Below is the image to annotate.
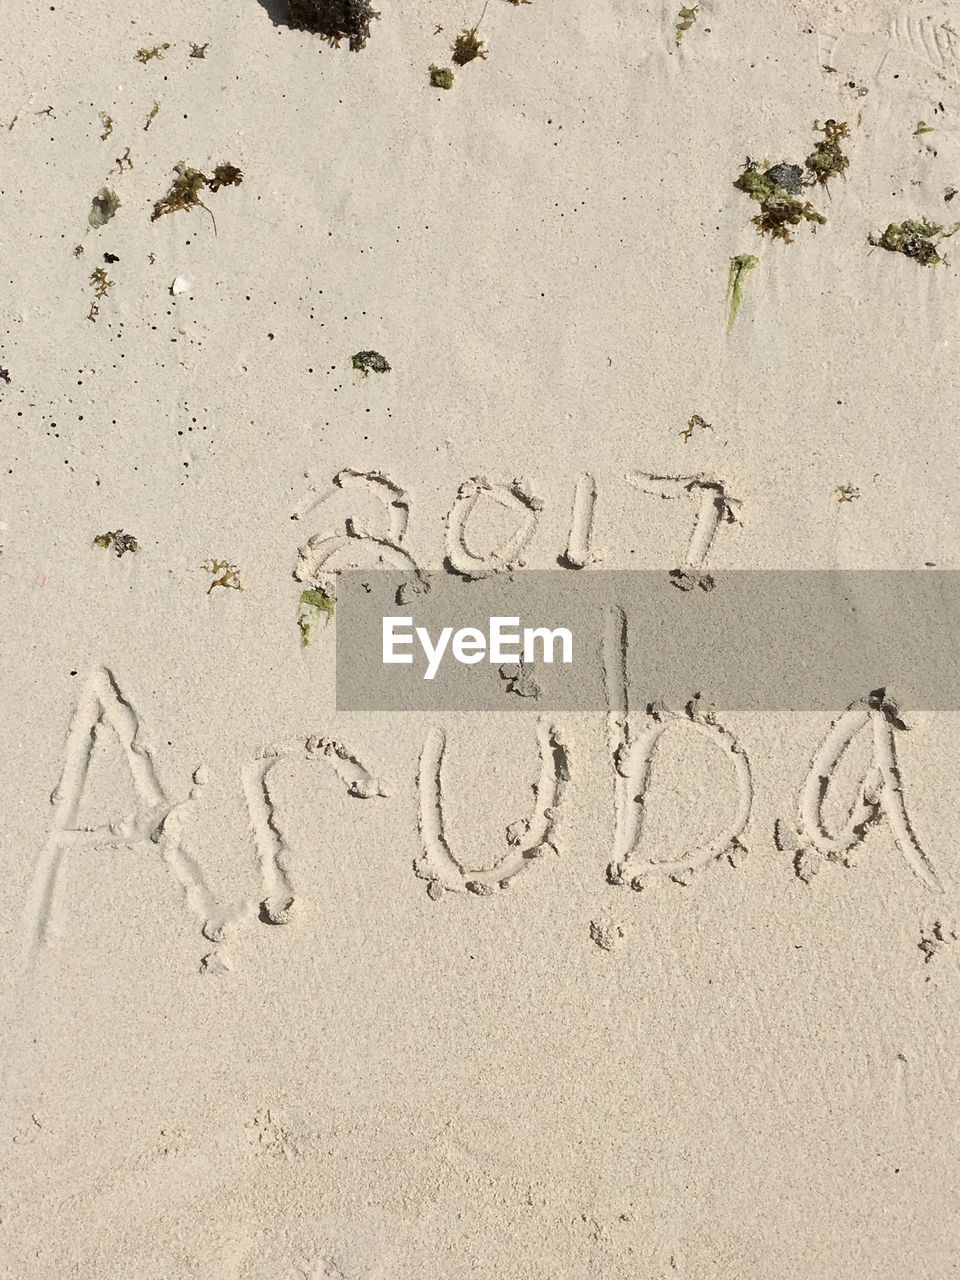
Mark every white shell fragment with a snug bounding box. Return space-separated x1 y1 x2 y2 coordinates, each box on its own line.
170 275 191 295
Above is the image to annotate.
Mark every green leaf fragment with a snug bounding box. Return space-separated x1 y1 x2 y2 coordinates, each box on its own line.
726 254 759 333
298 587 335 646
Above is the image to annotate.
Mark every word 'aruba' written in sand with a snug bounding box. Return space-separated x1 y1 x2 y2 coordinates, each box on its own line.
25 667 941 958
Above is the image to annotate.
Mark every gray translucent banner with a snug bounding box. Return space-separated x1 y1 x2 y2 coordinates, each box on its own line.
333 570 960 711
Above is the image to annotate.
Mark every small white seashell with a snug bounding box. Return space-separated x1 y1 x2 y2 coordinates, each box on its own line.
170 275 191 295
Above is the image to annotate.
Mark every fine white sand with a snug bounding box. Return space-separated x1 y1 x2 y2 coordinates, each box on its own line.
3 1 960 1275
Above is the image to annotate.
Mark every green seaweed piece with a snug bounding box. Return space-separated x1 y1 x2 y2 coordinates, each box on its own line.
675 4 699 45
151 162 243 231
726 254 759 333
151 165 210 221
94 529 139 557
298 587 335 646
89 267 113 299
805 119 850 187
869 218 960 266
202 559 243 592
429 64 455 89
136 44 171 63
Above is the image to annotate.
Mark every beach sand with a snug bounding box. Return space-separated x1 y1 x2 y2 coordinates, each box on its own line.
2 1 960 1275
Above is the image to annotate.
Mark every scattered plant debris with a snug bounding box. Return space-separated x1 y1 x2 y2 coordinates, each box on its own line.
202 559 243 593
507 0 531 5
136 44 171 63
104 252 119 263
144 101 160 131
452 4 488 65
190 43 209 58
726 254 759 332
734 160 826 241
73 244 84 257
836 483 860 502
805 119 850 187
114 147 133 174
88 187 121 229
0 368 10 385
735 120 849 240
99 111 113 140
680 413 713 442
151 163 242 231
152 165 208 221
94 529 139 557
868 218 960 266
429 64 455 89
283 0 380 50
946 187 958 202
915 120 935 135
35 106 55 119
351 349 391 375
86 266 113 322
297 586 335 646
675 4 699 45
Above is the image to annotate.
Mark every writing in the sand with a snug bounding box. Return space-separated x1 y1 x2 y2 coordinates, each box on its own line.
25 664 942 956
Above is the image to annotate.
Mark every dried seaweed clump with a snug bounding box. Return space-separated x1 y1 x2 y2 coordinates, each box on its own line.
94 529 139 557
726 254 759 333
351 349 391 374
136 44 170 63
89 187 121 229
151 162 243 228
452 9 488 66
209 163 243 191
284 0 379 50
734 161 826 241
805 119 850 186
735 120 850 241
868 218 960 267
297 586 335 646
429 64 455 89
